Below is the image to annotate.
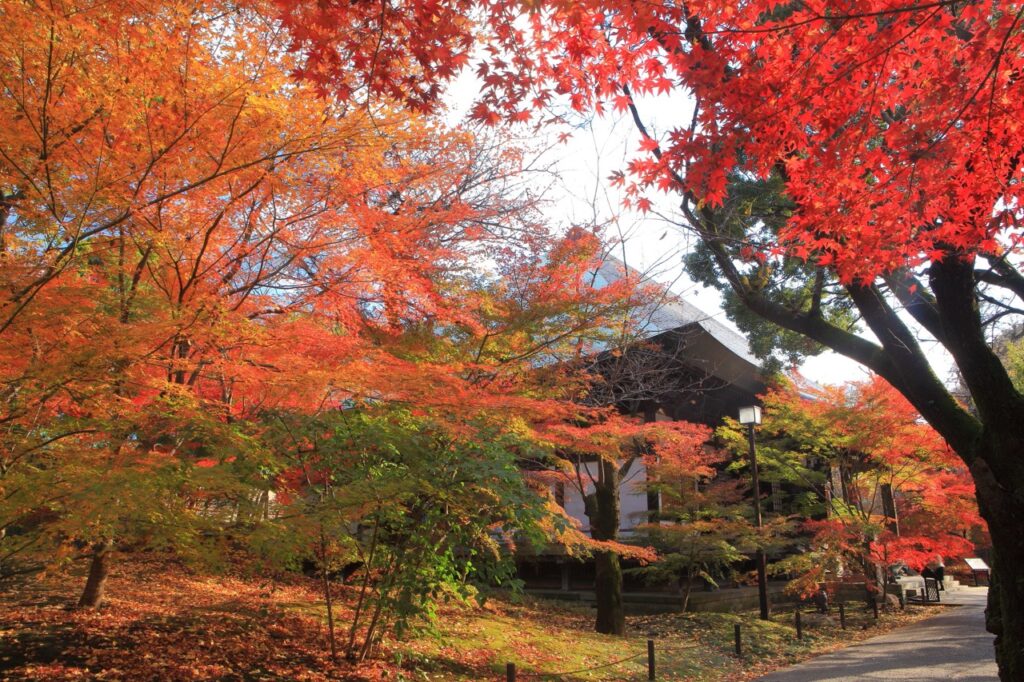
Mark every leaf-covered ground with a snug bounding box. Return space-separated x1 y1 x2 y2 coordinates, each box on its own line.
1 555 944 681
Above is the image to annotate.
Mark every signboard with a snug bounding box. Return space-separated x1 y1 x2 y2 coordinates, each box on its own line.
965 557 990 571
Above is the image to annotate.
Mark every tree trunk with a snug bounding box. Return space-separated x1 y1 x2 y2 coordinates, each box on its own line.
319 532 338 662
972 454 1024 681
78 539 113 608
989 547 1024 681
584 459 625 635
594 550 625 634
681 571 694 613
858 537 884 607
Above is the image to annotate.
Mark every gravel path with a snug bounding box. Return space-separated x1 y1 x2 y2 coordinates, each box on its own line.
756 587 997 681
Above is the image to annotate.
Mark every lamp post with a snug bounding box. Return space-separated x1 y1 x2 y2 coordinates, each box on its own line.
739 405 771 620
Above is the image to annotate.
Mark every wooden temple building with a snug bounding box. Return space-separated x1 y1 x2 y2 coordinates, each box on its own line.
517 259 769 603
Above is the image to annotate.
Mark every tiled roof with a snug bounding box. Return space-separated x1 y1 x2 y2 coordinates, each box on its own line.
594 258 760 367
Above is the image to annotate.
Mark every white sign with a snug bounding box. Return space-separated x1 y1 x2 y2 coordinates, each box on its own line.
965 557 990 571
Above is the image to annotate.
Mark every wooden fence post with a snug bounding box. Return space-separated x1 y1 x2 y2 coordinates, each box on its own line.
839 603 846 630
734 623 742 658
648 639 656 680
506 662 515 682
795 610 803 640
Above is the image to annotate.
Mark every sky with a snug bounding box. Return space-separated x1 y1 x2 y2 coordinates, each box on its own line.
444 74 957 389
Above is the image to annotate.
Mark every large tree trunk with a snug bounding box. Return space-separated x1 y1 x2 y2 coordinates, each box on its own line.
584 458 625 635
972 454 1024 680
78 539 113 608
926 258 1024 680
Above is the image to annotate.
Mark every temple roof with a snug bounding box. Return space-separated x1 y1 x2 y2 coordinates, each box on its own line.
593 258 763 396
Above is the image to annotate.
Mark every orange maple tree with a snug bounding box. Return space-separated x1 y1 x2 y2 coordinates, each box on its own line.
1 2 689 659
724 375 985 600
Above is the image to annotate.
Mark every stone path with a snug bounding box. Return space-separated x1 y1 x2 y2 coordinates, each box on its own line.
756 587 997 681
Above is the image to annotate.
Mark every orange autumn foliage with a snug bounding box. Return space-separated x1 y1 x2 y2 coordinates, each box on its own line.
753 375 986 595
0 0 686 619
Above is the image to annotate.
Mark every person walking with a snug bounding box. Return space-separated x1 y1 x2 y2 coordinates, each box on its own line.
924 555 945 591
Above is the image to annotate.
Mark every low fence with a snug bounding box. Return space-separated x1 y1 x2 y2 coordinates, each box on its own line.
503 640 673 681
